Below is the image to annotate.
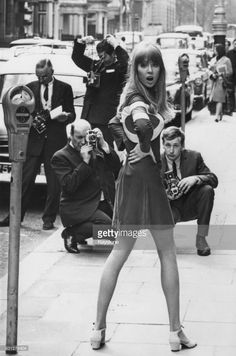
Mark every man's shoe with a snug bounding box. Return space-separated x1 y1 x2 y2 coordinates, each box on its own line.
0 216 10 227
196 236 211 256
43 221 55 230
61 229 80 254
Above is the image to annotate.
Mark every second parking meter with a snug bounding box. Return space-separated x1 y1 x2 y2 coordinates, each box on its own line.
178 54 189 135
3 85 35 162
178 53 189 82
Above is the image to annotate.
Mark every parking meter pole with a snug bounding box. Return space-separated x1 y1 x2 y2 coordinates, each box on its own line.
2 86 35 355
180 82 186 134
178 53 190 145
6 161 23 355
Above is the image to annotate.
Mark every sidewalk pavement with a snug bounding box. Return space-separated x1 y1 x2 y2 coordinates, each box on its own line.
0 109 236 356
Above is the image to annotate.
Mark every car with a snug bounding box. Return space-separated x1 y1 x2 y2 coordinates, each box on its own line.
156 32 191 49
8 38 73 59
115 31 143 53
0 53 87 183
162 48 211 126
186 49 211 110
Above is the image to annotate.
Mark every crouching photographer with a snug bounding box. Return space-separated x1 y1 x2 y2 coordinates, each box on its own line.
51 119 121 253
72 33 129 146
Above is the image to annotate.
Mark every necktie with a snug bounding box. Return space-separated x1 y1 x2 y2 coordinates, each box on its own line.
172 160 177 177
44 84 48 102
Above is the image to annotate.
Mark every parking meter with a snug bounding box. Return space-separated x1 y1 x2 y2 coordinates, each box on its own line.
3 86 35 355
178 53 189 82
2 85 35 162
178 54 189 135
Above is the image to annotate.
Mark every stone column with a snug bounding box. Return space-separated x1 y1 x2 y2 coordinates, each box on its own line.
212 0 227 45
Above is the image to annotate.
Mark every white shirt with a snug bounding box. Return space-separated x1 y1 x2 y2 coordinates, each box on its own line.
40 78 54 111
166 155 182 179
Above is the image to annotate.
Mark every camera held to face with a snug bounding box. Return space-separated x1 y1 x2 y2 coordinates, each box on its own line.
83 71 101 88
86 130 98 148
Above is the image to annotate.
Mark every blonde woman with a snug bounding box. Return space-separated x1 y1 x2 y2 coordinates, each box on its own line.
90 42 197 352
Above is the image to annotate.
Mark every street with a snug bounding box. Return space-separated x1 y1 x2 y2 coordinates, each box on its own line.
0 106 236 278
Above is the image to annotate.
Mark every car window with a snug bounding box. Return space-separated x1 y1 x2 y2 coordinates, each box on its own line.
0 74 85 106
157 38 188 49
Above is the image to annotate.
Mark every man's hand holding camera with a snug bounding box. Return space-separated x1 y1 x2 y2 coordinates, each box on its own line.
105 34 119 49
177 176 200 194
80 143 93 164
81 128 110 164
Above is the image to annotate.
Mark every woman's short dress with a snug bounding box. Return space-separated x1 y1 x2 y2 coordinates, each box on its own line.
112 99 174 231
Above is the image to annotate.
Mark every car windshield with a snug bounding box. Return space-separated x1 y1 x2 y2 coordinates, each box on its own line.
0 74 85 106
158 38 188 49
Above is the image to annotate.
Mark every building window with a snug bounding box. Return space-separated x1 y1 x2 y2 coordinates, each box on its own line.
5 0 14 35
38 2 47 37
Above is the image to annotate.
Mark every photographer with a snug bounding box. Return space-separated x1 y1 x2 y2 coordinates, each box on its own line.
161 126 218 257
51 119 121 253
0 58 75 229
72 34 129 146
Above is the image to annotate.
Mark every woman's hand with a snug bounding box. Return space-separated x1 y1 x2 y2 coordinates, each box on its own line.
128 144 153 164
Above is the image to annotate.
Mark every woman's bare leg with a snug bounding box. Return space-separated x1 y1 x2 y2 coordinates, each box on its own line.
95 235 136 330
215 102 223 121
151 228 180 331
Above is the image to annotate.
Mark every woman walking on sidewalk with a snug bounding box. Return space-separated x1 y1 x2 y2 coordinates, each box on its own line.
90 42 197 352
209 43 233 122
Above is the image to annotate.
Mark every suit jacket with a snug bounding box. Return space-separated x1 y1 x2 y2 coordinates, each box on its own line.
72 41 129 125
161 149 218 188
26 78 76 157
51 143 121 226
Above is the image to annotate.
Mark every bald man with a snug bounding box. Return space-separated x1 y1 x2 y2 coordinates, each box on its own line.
51 119 121 253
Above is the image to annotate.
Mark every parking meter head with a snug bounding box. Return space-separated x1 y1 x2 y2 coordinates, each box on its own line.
178 53 189 82
2 85 35 161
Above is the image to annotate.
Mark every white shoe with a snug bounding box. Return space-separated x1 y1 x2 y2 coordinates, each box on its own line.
169 327 197 352
90 327 106 350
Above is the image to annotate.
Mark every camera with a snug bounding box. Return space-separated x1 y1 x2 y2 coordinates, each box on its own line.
164 170 182 200
32 110 50 134
83 71 101 88
86 129 98 148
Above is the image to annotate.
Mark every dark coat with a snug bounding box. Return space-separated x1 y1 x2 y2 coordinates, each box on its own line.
51 143 121 227
26 78 76 157
227 48 236 84
161 149 218 188
71 41 129 125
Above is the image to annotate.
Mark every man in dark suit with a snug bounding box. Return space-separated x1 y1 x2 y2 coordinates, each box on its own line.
161 126 218 256
72 34 129 146
51 119 121 253
0 58 75 230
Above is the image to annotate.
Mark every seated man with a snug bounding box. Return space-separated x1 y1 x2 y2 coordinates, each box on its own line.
51 119 121 253
161 126 218 256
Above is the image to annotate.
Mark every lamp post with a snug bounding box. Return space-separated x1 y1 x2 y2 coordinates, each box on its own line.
194 0 197 25
212 0 227 45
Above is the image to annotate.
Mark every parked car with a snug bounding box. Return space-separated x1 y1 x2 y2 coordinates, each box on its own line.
187 49 211 110
8 38 73 59
156 32 190 49
0 53 87 183
115 31 143 53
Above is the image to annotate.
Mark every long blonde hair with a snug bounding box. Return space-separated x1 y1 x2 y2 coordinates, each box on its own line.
118 42 173 121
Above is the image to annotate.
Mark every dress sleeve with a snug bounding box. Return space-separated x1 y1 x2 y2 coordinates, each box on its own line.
130 102 153 153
